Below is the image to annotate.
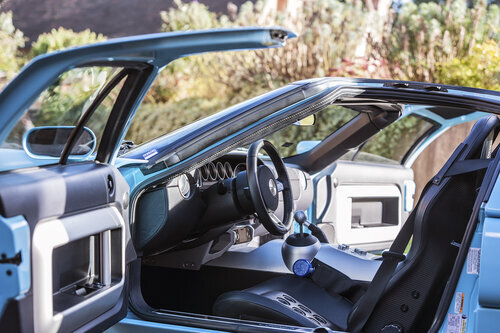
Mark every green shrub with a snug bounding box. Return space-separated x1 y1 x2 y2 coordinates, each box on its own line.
435 40 500 90
128 0 373 146
375 0 499 81
0 11 25 84
160 0 223 32
154 0 373 105
24 29 109 132
30 27 106 58
126 97 224 145
138 0 499 158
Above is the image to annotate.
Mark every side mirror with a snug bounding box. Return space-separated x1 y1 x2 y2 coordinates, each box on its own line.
23 126 96 158
296 140 321 154
294 114 316 127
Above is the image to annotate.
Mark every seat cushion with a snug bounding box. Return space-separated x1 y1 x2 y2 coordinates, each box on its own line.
213 275 353 330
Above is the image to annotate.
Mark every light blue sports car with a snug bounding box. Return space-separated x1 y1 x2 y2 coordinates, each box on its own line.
0 28 499 333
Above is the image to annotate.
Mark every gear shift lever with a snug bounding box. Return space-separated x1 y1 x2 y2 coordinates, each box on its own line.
294 210 307 237
281 211 321 274
294 210 329 243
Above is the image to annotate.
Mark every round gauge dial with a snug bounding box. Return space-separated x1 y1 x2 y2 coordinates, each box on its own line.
200 165 210 181
224 162 233 178
208 162 217 181
178 174 191 198
193 168 202 188
216 162 225 179
234 163 246 176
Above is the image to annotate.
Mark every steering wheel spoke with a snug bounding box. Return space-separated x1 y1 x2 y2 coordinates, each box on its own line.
268 211 278 222
275 179 285 192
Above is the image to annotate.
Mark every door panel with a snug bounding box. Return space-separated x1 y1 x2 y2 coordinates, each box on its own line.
0 162 132 332
312 161 414 251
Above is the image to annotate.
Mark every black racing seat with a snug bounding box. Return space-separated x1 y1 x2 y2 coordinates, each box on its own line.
213 115 500 332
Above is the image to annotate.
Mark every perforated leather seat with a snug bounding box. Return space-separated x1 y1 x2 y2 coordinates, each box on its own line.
214 275 353 329
213 115 500 332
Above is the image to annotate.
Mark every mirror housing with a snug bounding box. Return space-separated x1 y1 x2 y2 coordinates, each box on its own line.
23 126 96 158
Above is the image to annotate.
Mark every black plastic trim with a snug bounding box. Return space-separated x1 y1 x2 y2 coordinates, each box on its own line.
97 66 154 163
60 69 131 164
0 162 116 230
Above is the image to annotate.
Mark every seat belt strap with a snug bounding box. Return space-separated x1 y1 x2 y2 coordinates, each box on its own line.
444 159 491 177
347 210 415 333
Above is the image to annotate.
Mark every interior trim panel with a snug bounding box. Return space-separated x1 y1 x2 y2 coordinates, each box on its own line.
206 239 380 282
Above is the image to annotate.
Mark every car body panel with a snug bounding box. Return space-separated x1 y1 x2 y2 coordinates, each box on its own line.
431 152 500 333
0 215 30 317
437 174 500 332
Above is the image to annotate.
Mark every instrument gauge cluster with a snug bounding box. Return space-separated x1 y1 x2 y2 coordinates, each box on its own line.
197 160 236 186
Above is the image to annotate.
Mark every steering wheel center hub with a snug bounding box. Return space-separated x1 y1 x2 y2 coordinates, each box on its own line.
258 165 279 211
269 179 277 196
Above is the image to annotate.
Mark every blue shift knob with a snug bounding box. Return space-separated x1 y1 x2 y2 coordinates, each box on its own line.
293 259 315 277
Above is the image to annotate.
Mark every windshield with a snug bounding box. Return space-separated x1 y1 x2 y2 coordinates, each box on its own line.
352 115 436 165
264 105 359 158
125 53 275 148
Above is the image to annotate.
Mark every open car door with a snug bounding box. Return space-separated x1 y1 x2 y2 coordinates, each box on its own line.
0 164 132 333
0 27 294 332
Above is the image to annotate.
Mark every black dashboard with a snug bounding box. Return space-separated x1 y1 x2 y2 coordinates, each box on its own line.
133 151 314 256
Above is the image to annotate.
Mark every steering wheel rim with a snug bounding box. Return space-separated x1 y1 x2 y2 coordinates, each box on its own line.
247 140 294 236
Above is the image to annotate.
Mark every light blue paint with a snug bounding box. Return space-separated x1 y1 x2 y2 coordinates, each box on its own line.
107 312 229 333
479 182 500 307
0 215 30 317
438 169 500 332
437 207 483 333
296 140 321 154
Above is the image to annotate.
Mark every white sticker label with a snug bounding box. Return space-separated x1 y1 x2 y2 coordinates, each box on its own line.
467 248 480 275
454 292 464 314
142 149 158 160
446 314 466 333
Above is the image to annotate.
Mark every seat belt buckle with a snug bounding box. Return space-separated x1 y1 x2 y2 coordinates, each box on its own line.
382 251 406 262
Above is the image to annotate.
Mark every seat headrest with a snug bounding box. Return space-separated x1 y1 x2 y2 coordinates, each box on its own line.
461 115 499 160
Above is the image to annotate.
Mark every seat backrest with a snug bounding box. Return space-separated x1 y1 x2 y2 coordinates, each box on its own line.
364 115 500 333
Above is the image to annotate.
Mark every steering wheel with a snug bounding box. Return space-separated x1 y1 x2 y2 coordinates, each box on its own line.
246 140 294 236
